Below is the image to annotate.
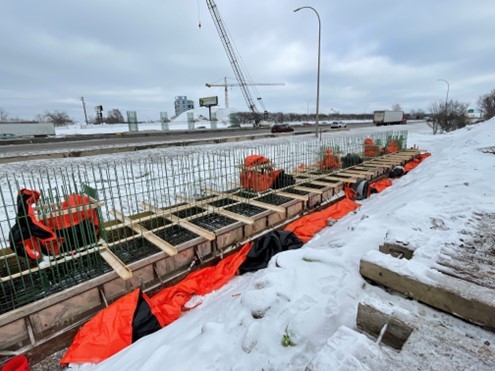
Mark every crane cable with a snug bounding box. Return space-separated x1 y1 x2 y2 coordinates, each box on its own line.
197 0 202 28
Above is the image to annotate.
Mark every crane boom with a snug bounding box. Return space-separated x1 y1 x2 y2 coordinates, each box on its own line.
205 0 259 114
206 77 284 109
206 83 285 88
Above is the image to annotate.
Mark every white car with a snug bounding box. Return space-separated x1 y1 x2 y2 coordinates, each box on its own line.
330 121 347 128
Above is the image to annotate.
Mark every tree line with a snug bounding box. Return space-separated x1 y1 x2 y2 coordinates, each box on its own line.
1 88 494 131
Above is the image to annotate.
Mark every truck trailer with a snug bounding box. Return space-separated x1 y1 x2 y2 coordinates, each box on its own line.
373 111 406 126
0 122 55 137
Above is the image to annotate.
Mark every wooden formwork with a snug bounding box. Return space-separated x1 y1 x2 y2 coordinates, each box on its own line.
0 149 420 364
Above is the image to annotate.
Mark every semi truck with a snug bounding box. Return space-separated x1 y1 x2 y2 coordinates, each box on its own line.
373 111 406 126
0 122 55 137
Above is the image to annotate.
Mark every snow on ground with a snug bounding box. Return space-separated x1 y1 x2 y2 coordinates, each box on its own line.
67 119 495 370
55 107 244 136
54 107 371 136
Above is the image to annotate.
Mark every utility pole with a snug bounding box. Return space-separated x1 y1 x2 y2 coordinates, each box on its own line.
80 97 89 125
224 76 229 108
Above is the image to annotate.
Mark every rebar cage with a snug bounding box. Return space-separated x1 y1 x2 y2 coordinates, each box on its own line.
0 130 407 314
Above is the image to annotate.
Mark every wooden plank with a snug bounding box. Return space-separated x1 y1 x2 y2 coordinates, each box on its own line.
0 233 147 281
360 165 392 172
340 169 375 177
360 251 495 330
351 166 380 174
366 161 395 168
33 196 101 212
214 208 255 225
327 174 359 183
139 202 216 240
220 194 286 213
324 176 357 184
1 245 101 282
359 163 389 169
308 180 336 187
382 154 416 160
309 178 342 188
105 212 166 232
112 209 177 256
204 188 286 213
331 172 358 178
340 172 372 180
356 302 413 350
387 151 418 157
372 158 404 164
35 201 103 218
99 242 132 280
379 242 415 260
292 186 324 194
176 195 256 225
277 191 309 201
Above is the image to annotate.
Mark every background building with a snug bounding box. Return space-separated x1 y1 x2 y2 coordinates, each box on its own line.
174 96 194 117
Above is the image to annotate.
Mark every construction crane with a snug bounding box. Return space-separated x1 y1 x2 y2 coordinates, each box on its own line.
206 77 284 109
205 0 271 126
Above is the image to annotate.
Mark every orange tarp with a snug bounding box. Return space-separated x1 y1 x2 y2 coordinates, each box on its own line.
284 198 360 243
404 153 431 172
150 242 252 326
370 179 393 193
60 289 140 364
61 243 252 365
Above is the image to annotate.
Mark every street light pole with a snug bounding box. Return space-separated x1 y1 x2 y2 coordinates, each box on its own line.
294 6 321 139
437 79 449 126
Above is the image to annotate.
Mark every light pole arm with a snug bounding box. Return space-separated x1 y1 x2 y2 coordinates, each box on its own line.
294 6 321 139
437 79 449 105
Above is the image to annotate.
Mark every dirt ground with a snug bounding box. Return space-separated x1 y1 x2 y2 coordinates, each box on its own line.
31 349 66 371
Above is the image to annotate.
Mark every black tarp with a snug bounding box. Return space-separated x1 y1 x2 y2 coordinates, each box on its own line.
239 230 303 274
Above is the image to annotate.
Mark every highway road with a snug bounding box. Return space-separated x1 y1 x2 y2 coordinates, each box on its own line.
0 121 418 163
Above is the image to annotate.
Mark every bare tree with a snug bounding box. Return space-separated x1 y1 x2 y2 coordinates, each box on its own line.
477 89 495 120
391 103 403 111
0 107 8 122
428 101 442 134
429 99 469 134
34 113 46 123
106 109 124 124
42 111 74 127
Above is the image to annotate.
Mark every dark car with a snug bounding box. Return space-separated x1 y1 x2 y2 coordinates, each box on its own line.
271 124 294 133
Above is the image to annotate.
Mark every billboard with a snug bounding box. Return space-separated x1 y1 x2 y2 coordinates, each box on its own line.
199 96 218 107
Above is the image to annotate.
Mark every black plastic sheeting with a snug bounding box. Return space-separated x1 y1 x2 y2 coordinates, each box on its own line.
239 231 303 274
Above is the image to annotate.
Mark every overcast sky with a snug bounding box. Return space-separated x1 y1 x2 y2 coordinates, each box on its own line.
1 0 494 121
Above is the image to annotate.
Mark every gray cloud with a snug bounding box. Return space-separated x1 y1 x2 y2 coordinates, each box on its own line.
1 0 494 121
